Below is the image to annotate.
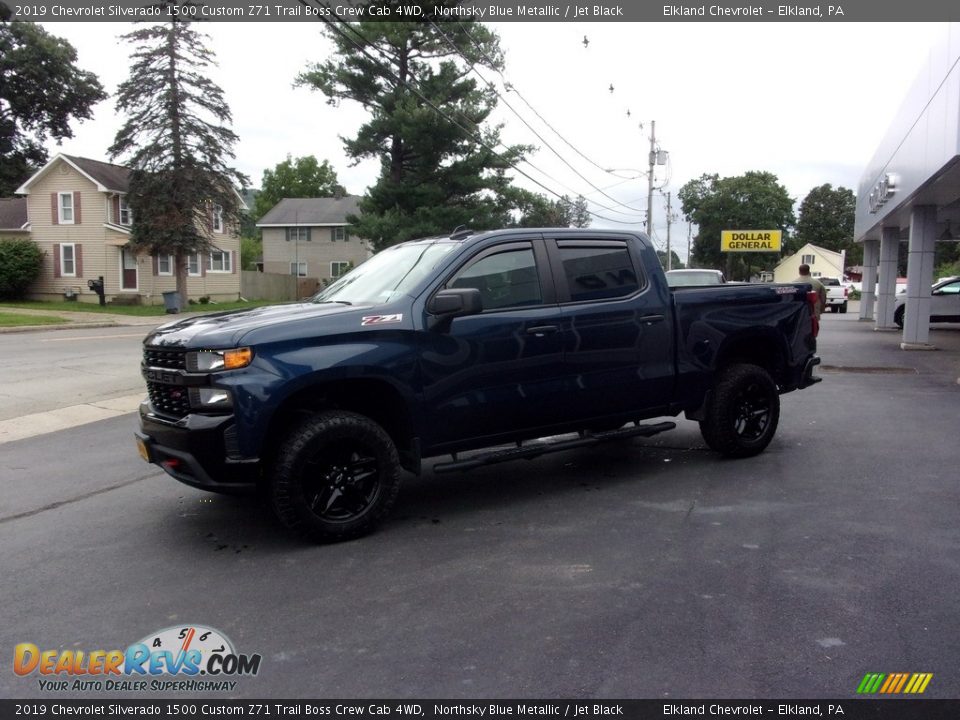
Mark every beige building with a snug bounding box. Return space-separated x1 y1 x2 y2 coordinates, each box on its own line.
257 196 372 285
772 243 845 284
13 154 242 305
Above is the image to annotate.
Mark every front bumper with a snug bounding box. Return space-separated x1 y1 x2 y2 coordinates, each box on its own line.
136 401 260 493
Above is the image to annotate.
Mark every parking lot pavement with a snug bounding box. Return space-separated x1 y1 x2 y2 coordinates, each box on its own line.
1 314 959 699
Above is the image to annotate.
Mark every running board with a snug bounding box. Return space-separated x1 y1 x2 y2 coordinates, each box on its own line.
432 421 677 474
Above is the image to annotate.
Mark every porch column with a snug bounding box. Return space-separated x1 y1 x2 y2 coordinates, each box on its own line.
859 238 879 321
875 226 900 329
902 205 937 349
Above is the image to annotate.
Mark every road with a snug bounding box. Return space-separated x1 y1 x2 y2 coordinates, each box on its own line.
1 314 959 700
0 325 150 422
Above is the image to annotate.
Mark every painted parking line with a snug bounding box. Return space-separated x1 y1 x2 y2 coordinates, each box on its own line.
0 393 145 445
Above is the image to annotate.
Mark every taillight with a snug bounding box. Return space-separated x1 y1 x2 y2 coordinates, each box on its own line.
844 287 849 297
807 290 820 338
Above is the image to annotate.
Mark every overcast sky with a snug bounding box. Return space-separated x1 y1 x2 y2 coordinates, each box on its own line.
38 20 943 259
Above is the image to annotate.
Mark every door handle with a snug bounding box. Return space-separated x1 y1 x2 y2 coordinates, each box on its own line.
639 314 665 325
526 325 559 336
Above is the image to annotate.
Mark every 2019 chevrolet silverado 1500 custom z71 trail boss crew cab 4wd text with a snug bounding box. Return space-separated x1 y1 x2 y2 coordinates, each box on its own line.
136 229 821 542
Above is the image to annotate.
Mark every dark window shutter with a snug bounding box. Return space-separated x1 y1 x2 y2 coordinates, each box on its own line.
306 228 312 241
201 255 207 277
152 255 159 276
231 251 237 274
54 243 61 277
285 228 290 242
74 192 82 224
75 245 83 277
113 197 121 224
51 194 59 225
330 228 336 242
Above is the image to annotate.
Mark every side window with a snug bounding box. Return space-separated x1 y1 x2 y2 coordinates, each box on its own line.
557 243 640 302
448 246 542 311
937 281 959 295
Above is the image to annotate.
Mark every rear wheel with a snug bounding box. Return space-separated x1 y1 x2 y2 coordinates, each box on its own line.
699 364 780 458
894 305 905 329
271 411 402 542
840 301 848 314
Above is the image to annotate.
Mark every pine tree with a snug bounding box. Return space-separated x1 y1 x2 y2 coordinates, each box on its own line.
298 8 529 250
109 12 247 310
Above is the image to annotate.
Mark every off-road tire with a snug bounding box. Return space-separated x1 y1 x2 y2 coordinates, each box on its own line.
699 364 780 458
271 410 402 543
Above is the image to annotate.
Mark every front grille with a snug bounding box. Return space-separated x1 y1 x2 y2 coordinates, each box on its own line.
144 347 187 370
147 382 191 419
144 347 189 417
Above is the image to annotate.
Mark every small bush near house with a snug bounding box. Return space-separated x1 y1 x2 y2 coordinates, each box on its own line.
0 239 44 299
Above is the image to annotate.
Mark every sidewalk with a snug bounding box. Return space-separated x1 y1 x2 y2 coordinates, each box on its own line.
0 305 200 332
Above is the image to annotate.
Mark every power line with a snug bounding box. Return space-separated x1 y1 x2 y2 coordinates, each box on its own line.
430 21 647 215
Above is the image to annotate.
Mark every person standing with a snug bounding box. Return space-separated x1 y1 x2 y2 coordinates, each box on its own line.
795 264 827 318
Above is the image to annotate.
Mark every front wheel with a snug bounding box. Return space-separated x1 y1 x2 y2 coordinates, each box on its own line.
699 364 780 458
271 410 403 542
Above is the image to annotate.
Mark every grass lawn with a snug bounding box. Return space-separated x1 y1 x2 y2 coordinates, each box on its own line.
0 299 280 316
0 312 69 327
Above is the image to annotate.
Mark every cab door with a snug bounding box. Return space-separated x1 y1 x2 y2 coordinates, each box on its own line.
546 236 675 423
419 238 567 450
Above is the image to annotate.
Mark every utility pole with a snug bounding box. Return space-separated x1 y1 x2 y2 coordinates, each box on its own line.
665 191 673 270
687 221 693 268
646 120 656 238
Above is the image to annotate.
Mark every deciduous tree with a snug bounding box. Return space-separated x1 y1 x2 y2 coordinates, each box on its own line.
679 171 795 280
254 155 345 220
0 14 106 195
796 183 858 264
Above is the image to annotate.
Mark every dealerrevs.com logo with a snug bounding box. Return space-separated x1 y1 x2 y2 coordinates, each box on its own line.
14 625 262 693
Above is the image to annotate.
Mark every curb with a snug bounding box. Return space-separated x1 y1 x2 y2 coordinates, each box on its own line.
0 321 124 334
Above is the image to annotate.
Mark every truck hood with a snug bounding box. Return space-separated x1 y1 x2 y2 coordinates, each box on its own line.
144 302 369 348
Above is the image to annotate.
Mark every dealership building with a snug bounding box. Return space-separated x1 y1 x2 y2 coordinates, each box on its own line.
855 23 960 348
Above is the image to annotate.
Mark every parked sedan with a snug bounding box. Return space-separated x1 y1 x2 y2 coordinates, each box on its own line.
894 276 960 328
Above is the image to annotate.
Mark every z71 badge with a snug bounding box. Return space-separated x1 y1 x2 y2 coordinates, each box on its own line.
361 314 403 326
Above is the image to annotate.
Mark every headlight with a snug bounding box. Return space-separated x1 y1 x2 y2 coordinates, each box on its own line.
189 387 233 410
186 348 253 372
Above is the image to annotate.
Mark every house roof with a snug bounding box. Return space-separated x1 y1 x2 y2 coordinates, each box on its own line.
15 153 129 194
773 243 843 272
256 196 361 227
0 197 29 230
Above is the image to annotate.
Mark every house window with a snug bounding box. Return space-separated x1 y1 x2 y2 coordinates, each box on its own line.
187 253 202 277
331 261 351 279
290 262 308 277
333 227 346 242
157 254 174 276
286 227 310 242
801 254 815 265
208 250 231 273
61 243 77 276
212 205 223 233
119 196 132 226
58 192 74 224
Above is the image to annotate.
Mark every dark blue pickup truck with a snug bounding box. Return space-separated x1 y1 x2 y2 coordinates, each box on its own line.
136 228 821 541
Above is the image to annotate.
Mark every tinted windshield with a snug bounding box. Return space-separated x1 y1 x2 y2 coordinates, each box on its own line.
313 241 457 305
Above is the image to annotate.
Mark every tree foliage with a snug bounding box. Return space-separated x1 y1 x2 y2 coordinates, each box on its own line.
109 13 247 310
679 171 796 280
512 191 592 229
796 184 858 264
298 10 530 250
0 17 106 195
254 155 345 220
0 237 44 299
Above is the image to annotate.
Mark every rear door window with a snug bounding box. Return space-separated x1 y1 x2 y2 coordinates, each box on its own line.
555 242 642 302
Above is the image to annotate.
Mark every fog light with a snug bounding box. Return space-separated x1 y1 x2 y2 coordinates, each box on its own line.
189 387 233 409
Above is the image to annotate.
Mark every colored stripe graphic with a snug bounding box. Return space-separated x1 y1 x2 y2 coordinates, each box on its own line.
857 672 932 694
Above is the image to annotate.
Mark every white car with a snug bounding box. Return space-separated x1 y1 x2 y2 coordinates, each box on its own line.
894 276 960 328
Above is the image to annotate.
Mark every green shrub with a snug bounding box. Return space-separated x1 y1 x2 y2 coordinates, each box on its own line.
0 238 44 299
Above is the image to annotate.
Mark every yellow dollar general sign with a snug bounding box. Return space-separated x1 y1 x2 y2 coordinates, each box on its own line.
721 230 782 252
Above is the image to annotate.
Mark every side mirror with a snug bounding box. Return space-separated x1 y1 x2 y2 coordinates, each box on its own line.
427 288 483 330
